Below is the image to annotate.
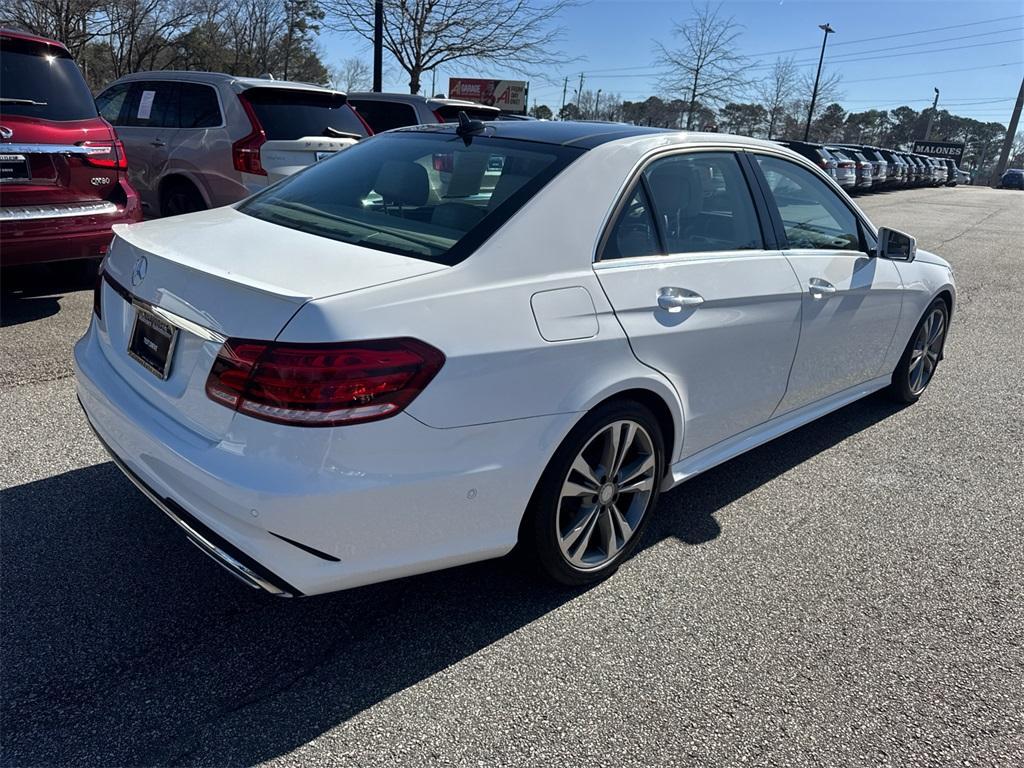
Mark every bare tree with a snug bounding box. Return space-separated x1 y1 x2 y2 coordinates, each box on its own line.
757 56 798 140
798 67 842 124
655 2 747 130
0 0 109 57
322 0 577 94
333 56 372 92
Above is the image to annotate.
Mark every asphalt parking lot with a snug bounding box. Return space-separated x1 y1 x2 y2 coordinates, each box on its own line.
2 185 1022 767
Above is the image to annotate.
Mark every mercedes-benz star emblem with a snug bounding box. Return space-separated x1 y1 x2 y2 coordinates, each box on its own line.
131 255 148 287
0 126 14 140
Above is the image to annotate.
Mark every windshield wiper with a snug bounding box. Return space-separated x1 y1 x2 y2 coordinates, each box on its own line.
1 97 48 106
323 126 362 139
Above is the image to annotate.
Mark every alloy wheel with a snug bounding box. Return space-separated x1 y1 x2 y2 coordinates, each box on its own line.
556 420 657 571
908 307 946 395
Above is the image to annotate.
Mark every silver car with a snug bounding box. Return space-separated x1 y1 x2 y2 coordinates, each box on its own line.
95 72 370 217
346 92 499 133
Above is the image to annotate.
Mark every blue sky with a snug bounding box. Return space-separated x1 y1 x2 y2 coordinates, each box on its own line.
320 0 1024 124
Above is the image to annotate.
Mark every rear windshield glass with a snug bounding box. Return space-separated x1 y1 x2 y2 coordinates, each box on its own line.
239 132 583 265
433 104 499 122
0 38 96 121
244 88 368 139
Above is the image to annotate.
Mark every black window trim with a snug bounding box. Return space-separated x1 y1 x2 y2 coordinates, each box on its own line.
744 148 879 255
595 147 774 264
105 78 227 129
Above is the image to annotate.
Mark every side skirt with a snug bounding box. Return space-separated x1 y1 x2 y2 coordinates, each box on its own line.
662 375 891 490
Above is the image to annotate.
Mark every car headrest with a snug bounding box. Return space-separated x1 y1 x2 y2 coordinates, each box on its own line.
645 162 701 215
374 161 429 206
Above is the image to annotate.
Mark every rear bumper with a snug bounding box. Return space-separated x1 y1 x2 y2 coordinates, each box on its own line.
74 319 575 595
1 184 142 266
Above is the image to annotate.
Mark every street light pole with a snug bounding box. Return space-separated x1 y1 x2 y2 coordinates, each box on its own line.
803 23 835 141
924 87 940 140
594 89 602 120
372 0 383 92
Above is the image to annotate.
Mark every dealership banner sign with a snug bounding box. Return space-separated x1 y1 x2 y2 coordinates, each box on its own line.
912 140 965 164
448 78 529 114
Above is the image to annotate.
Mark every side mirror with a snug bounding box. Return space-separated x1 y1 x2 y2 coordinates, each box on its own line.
876 227 916 262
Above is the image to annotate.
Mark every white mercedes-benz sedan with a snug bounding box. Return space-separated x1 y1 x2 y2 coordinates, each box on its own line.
75 119 955 597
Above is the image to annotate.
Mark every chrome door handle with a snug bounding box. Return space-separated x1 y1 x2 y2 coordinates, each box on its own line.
657 287 705 313
808 278 837 299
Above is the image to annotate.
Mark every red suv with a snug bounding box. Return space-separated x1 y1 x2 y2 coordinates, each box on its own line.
1 29 141 267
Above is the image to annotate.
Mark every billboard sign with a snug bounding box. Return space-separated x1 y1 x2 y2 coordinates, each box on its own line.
912 140 965 164
448 78 529 114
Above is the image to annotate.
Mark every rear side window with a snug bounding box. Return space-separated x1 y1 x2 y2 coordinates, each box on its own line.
244 88 367 139
123 82 179 128
178 83 221 128
96 83 130 125
0 37 97 121
603 185 661 260
755 155 861 251
643 152 763 254
239 133 582 266
348 99 418 132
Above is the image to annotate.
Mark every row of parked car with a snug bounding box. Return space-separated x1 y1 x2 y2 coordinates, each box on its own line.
779 140 969 193
0 28 510 269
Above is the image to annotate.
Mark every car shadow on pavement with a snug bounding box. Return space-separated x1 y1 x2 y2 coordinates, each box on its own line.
0 394 905 767
1 264 95 328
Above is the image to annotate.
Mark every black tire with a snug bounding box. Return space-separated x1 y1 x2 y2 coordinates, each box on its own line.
887 297 949 404
520 400 665 587
161 179 206 217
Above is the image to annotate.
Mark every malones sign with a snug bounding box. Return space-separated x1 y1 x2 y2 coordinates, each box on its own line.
912 140 965 165
448 78 529 115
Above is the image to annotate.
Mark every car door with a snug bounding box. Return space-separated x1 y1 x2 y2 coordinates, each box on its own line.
750 153 904 415
113 81 180 211
594 150 803 459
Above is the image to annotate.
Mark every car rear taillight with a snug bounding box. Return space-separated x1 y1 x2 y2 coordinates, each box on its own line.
432 109 446 123
205 337 445 427
432 153 454 172
81 140 128 170
232 95 267 176
838 161 855 169
350 104 374 136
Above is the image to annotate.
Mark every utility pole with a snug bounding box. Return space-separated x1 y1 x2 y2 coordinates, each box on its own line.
577 72 585 111
990 75 1024 185
594 89 602 120
372 0 383 92
924 87 940 140
431 68 436 97
804 23 835 141
560 76 568 119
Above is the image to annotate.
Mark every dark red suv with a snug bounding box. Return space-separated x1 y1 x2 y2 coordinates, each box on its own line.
1 29 141 267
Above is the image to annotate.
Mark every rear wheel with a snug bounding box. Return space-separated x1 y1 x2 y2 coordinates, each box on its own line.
522 401 664 586
888 298 948 403
161 179 206 217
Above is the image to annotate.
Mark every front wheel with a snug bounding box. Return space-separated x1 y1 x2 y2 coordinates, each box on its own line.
522 401 665 586
888 298 949 403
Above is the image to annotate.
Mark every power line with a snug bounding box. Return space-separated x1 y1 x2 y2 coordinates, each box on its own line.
744 13 1024 57
843 60 1023 84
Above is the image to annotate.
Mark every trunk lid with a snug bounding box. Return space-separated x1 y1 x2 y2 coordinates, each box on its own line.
97 206 445 439
260 136 357 184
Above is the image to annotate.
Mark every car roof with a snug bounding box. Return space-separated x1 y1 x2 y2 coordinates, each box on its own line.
391 120 799 154
0 27 70 51
108 70 345 95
